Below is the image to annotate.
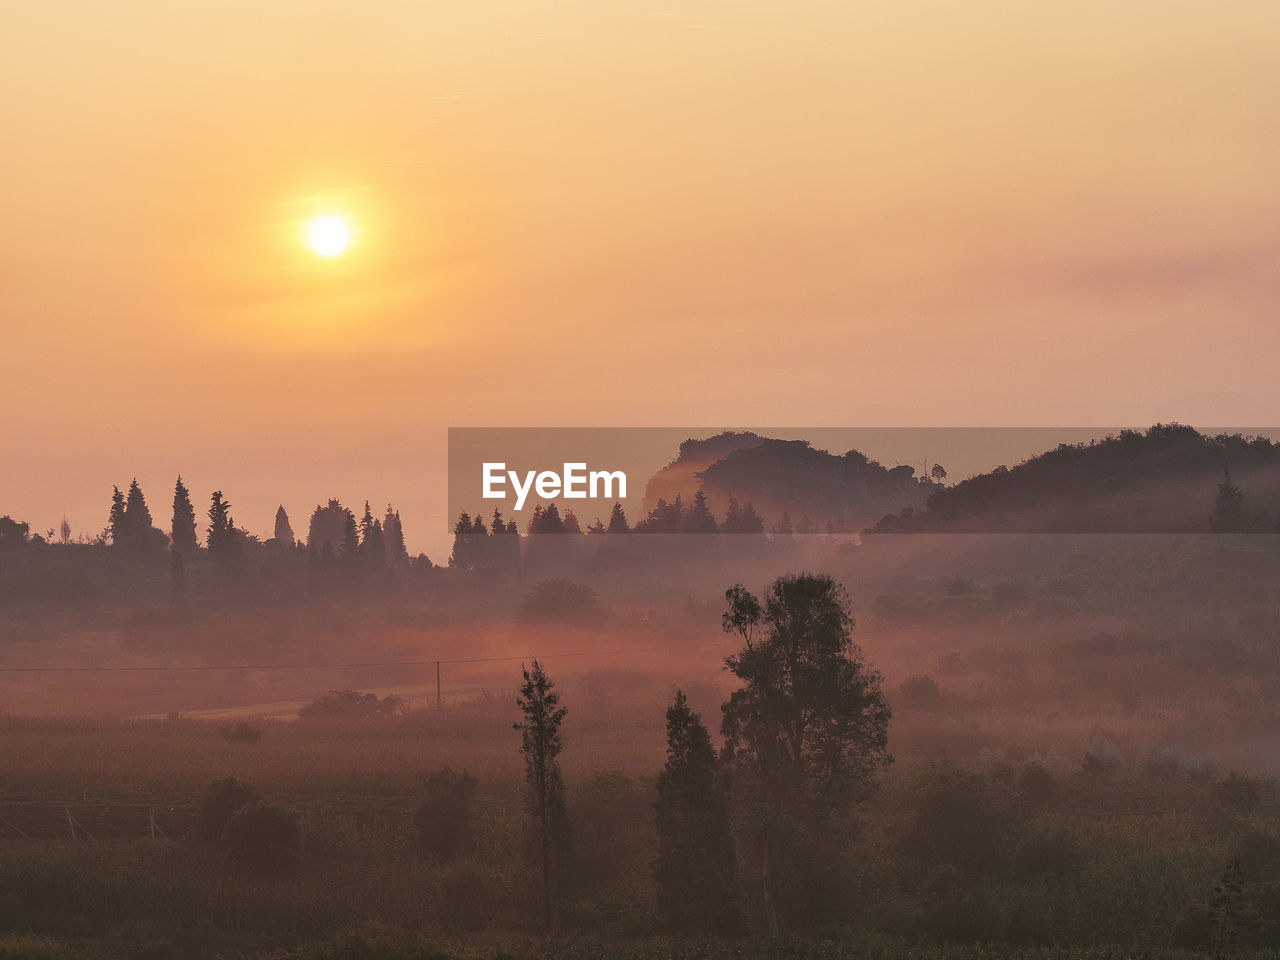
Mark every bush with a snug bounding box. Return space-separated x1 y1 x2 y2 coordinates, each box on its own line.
901 770 1008 877
221 802 301 873
198 777 260 842
414 767 478 862
515 579 604 625
299 689 406 720
217 721 263 743
1213 771 1262 813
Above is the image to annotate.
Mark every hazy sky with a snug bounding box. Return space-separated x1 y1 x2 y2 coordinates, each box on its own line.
3 1 1278 557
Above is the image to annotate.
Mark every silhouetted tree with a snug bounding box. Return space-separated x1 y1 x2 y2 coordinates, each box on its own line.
108 486 126 546
59 515 71 545
273 505 295 548
1211 469 1251 532
171 476 198 554
0 516 30 549
515 660 568 933
606 501 630 534
124 479 152 544
207 491 239 562
685 491 718 533
340 509 359 568
562 510 582 535
358 501 385 567
721 574 892 934
307 499 350 554
723 497 766 534
654 690 740 934
384 504 408 565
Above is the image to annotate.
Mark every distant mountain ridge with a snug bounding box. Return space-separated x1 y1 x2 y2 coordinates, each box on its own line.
641 424 1280 534
870 424 1280 533
643 432 932 532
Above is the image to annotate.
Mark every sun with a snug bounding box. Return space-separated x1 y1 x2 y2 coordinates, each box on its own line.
307 216 350 257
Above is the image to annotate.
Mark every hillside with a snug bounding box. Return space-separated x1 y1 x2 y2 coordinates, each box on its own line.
871 424 1280 533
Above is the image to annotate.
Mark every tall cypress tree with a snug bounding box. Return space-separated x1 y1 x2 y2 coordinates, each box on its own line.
171 476 198 554
273 505 295 547
654 690 740 934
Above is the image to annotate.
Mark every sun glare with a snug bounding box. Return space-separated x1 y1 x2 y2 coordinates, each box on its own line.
308 216 350 257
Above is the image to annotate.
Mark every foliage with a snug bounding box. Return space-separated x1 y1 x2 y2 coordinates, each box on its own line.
720 574 891 933
299 689 406 720
653 691 739 934
218 721 264 743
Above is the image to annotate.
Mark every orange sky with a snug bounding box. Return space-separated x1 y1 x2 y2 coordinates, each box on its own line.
3 1 1279 558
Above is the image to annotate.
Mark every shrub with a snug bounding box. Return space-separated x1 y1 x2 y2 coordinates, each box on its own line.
221 801 301 873
1213 771 1262 813
198 777 259 842
414 767 478 862
299 689 406 720
217 721 263 743
515 579 604 625
901 770 1008 877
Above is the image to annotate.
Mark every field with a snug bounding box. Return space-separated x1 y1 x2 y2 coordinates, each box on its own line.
3 534 1280 957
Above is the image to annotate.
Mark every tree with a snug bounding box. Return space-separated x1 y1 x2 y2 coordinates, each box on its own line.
384 504 408 565
358 501 385 568
515 660 568 933
930 463 948 484
720 574 892 934
606 501 630 534
207 490 239 562
654 690 740 934
0 516 30 549
171 476 198 554
340 508 359 567
124 478 153 545
561 509 582 535
59 515 71 545
685 491 718 533
108 486 127 546
1210 468 1251 532
273 505 295 548
307 499 351 554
